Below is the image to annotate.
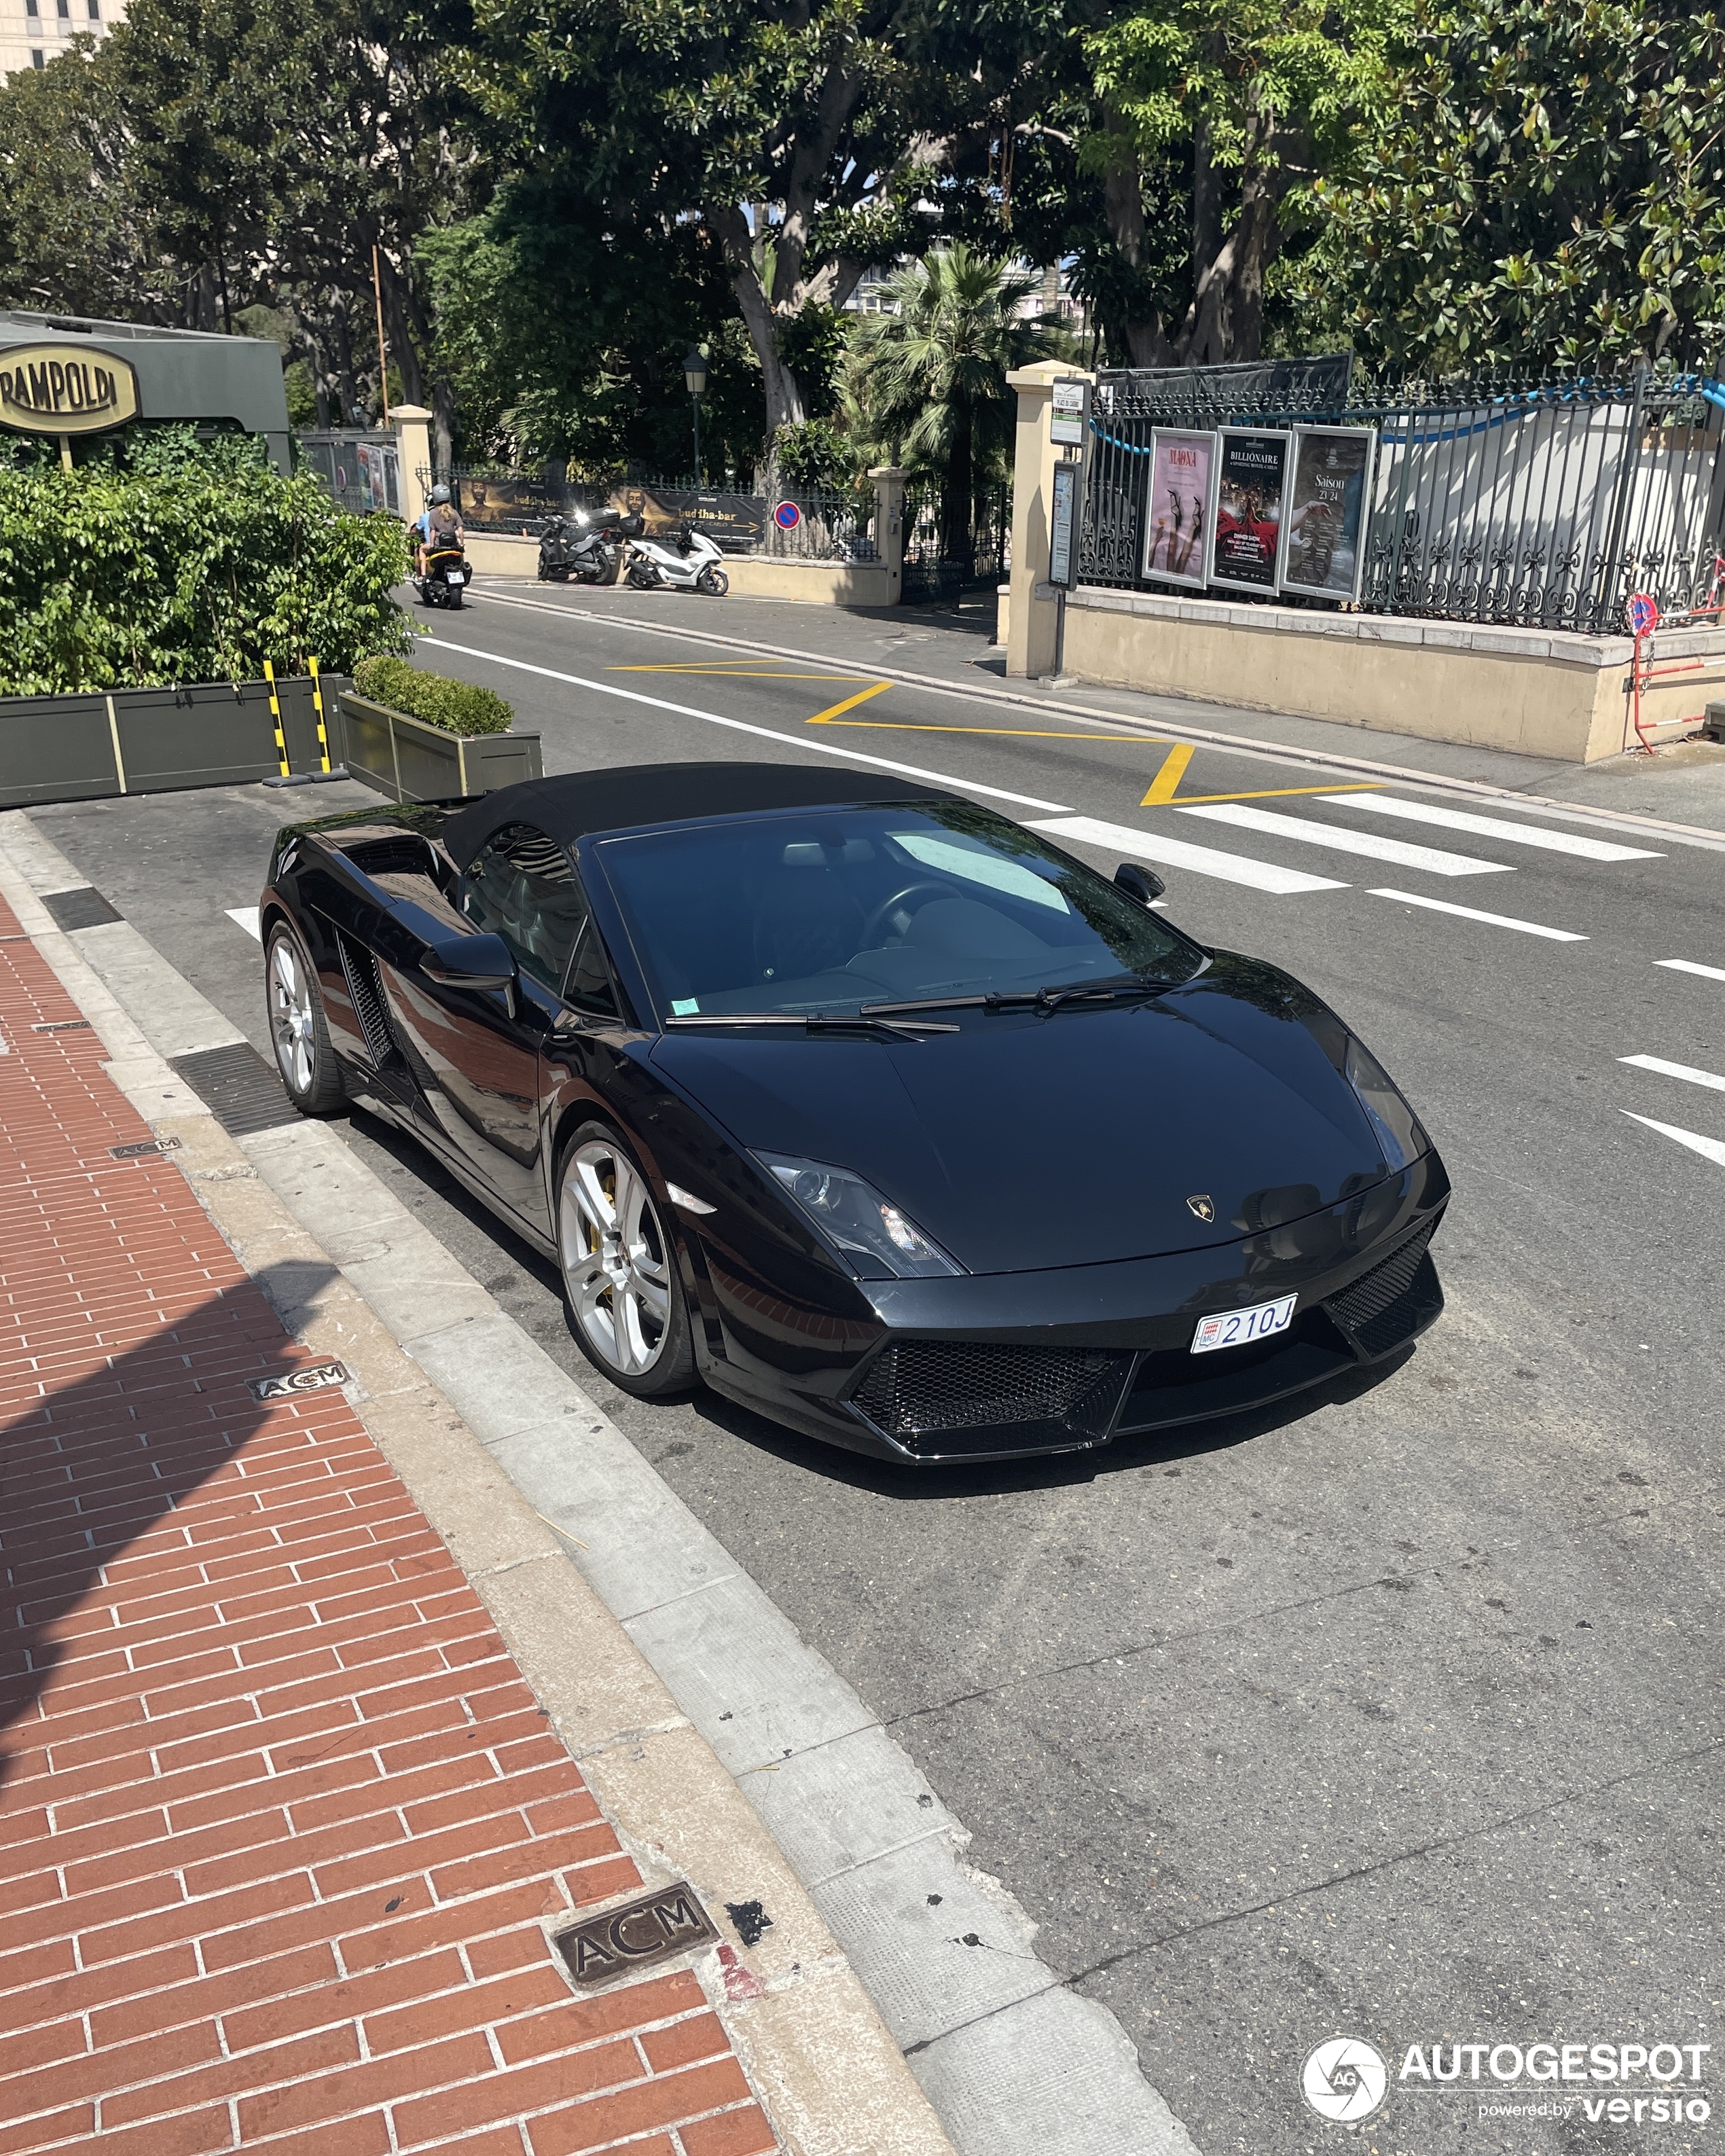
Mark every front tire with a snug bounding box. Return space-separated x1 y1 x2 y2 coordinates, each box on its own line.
266 921 344 1116
697 564 729 596
557 1124 695 1396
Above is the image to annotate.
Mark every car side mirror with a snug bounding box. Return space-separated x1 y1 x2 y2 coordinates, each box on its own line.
1114 863 1166 906
422 931 517 992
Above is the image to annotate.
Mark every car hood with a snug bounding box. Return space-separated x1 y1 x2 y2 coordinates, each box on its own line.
649 956 1403 1275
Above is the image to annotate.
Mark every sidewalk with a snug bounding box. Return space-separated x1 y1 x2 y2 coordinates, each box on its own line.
0 885 850 2156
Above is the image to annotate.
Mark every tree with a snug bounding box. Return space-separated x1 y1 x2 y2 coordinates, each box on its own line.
0 0 477 456
1082 0 1402 363
440 0 1085 459
850 244 1059 555
1303 0 1725 369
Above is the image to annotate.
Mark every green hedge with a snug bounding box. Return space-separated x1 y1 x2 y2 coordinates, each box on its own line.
352 654 515 735
0 434 414 695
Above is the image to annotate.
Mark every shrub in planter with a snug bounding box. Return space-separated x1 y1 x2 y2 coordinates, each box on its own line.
352 656 514 734
0 430 414 695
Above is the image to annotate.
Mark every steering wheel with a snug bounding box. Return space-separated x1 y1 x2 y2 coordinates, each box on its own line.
860 881 951 948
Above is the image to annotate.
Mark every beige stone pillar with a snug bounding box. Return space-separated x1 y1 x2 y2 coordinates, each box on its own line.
869 465 907 604
1005 362 1094 679
392 404 433 530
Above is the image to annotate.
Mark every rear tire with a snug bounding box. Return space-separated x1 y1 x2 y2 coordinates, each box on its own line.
556 1124 695 1397
628 562 657 591
265 921 344 1117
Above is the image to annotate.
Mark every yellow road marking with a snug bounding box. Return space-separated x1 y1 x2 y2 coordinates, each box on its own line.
611 663 871 681
1140 744 1195 804
805 681 894 725
1165 783 1385 804
812 715 1169 742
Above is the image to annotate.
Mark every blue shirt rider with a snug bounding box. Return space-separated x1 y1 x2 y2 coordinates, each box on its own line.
414 485 465 575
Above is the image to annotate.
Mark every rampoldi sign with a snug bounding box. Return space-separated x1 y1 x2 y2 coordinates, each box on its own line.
0 344 141 434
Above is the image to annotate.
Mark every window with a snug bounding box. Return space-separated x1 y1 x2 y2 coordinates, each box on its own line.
25 1 39 18
562 919 618 1019
87 0 101 19
31 43 44 60
458 823 587 994
55 0 69 20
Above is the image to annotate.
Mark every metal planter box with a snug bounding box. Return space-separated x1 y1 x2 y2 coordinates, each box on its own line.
0 675 343 809
337 691 543 802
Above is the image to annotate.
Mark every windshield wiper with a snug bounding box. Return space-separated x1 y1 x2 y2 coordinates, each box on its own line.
862 979 1169 1019
663 1012 958 1040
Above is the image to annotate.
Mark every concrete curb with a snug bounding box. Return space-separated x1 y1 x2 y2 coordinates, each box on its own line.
0 810 1202 2156
0 814 958 2156
468 583 1725 853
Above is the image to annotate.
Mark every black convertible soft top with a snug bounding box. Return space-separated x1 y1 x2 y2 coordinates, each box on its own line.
439 760 947 868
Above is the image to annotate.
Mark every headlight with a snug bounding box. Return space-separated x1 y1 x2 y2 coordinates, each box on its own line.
756 1153 962 1279
1345 1037 1430 1171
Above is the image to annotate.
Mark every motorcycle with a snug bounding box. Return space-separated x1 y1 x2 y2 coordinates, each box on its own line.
623 523 729 596
415 538 470 609
537 507 638 586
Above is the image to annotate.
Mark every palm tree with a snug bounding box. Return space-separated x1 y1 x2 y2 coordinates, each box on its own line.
850 245 1061 568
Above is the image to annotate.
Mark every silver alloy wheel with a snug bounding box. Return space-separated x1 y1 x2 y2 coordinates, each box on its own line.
560 1140 672 1376
269 935 316 1094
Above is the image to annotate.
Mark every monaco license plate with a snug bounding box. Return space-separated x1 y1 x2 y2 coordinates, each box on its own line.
1191 1293 1297 1355
446 569 465 585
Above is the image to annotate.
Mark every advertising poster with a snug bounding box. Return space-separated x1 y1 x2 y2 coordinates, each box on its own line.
1208 429 1291 593
1142 429 1217 588
1282 427 1376 603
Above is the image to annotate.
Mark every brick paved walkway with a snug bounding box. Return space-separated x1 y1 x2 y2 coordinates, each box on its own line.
0 891 778 2156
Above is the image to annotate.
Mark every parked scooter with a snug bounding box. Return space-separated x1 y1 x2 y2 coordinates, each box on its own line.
415 537 470 609
537 507 638 586
623 523 729 596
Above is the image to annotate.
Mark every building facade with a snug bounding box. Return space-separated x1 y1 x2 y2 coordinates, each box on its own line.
0 0 124 78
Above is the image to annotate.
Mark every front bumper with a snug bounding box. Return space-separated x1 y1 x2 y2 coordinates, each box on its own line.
702 1151 1449 1464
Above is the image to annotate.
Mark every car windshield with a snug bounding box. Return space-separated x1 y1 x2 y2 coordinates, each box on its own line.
596 802 1205 1020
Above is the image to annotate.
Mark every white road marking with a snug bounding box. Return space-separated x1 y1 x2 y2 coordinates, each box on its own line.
1313 793 1662 863
1177 802 1513 876
1028 815 1347 897
1368 888 1588 940
1620 1054 1725 1093
427 639 1076 814
1656 958 1725 983
226 906 262 941
1622 1111 1725 1168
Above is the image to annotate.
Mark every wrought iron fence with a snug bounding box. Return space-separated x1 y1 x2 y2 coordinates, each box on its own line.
903 484 1011 604
419 465 876 560
1081 366 1725 637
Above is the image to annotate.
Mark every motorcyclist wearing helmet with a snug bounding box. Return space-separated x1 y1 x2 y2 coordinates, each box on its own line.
413 484 465 577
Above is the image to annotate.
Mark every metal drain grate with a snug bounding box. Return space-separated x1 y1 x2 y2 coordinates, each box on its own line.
44 887 123 931
170 1041 297 1138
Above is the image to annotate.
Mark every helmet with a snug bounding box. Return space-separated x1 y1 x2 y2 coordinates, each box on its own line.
429 484 452 506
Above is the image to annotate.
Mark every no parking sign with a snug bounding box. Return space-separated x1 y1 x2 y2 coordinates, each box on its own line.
774 501 801 531
1627 591 1660 636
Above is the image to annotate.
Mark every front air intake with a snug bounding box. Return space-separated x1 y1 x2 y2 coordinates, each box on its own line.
850 1341 1134 1456
1324 1219 1440 1357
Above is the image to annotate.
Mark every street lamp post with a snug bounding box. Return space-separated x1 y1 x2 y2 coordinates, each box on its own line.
683 348 708 485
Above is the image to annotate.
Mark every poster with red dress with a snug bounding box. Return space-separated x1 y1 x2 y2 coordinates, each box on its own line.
1208 430 1291 593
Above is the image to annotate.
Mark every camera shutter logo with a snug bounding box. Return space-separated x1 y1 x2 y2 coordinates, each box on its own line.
1302 2037 1388 2123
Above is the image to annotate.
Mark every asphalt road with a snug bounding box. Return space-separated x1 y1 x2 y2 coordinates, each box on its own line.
25 587 1724 2155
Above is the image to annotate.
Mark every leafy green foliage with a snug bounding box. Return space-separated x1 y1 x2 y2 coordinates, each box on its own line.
1083 0 1404 363
771 420 859 490
352 654 513 734
0 442 412 697
1305 0 1725 368
849 246 1057 528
